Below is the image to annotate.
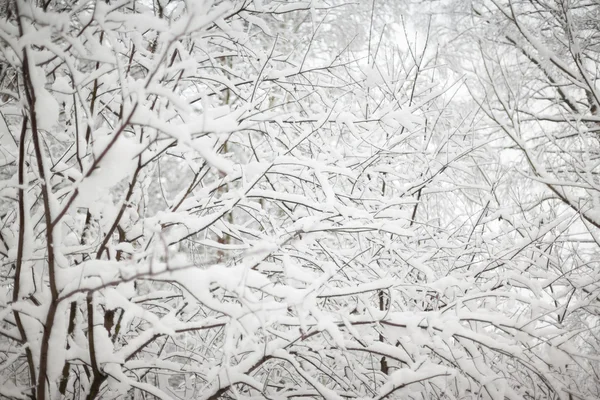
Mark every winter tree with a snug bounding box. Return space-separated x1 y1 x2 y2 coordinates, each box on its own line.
452 0 600 397
0 0 598 399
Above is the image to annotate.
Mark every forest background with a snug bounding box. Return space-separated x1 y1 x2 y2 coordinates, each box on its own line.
1 0 600 399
